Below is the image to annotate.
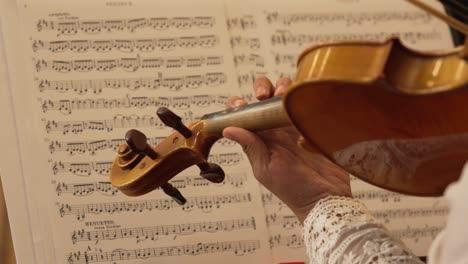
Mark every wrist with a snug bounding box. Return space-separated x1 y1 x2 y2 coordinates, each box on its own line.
293 192 353 223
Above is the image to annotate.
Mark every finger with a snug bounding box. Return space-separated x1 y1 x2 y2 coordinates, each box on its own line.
274 77 293 97
223 127 269 170
226 96 248 109
253 76 274 100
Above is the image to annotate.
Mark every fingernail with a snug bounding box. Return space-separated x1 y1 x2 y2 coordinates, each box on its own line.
234 99 244 107
255 86 268 98
277 84 288 93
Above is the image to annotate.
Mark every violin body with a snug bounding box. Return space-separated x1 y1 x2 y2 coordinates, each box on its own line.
110 37 468 201
286 38 468 195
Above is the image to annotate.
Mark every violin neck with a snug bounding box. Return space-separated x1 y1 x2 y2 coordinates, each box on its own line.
201 96 291 134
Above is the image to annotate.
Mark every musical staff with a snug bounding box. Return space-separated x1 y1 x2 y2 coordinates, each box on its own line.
373 206 449 223
67 240 260 263
52 161 112 176
265 213 300 229
42 93 229 115
269 234 303 248
32 35 219 53
170 172 247 189
37 72 227 94
230 36 260 49
273 52 296 67
44 113 193 134
36 16 216 35
49 137 162 155
392 225 442 241
265 11 431 26
262 191 295 209
71 218 256 244
263 189 402 206
271 30 441 46
55 173 247 196
59 193 252 220
52 153 243 176
237 70 267 87
353 190 402 202
56 181 117 196
227 15 257 30
48 136 235 155
233 53 264 67
35 55 224 72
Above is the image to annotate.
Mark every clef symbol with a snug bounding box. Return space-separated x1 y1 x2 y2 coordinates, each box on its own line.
36 20 43 32
32 40 38 52
71 231 77 244
35 60 44 72
49 141 55 153
52 162 58 175
59 204 65 217
56 182 62 195
42 100 48 113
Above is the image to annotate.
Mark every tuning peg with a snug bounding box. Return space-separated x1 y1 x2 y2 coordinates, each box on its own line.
157 107 192 138
125 129 158 159
197 162 225 183
161 183 187 205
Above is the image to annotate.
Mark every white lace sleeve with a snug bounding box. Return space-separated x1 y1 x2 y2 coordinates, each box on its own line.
303 196 424 264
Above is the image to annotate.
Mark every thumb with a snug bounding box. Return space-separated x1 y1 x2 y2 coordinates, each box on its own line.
223 127 270 167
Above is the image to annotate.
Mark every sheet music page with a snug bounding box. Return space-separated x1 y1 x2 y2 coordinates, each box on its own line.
224 2 307 262
11 0 272 263
0 10 37 264
225 0 453 262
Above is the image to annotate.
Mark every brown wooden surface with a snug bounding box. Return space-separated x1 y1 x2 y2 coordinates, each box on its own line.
285 38 468 196
0 177 16 264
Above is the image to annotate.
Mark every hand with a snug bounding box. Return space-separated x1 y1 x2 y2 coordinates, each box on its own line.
223 77 353 222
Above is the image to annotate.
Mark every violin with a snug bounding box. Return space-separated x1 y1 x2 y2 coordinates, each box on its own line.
110 0 468 204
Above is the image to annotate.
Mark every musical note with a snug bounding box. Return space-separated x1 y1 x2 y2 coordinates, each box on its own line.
237 70 267 87
273 52 296 67
353 190 402 202
66 240 260 263
226 15 257 30
169 172 248 189
52 153 242 176
70 218 256 244
48 137 235 155
230 36 260 49
265 213 300 229
59 193 252 220
269 233 303 248
264 188 404 206
55 181 117 196
270 29 442 46
372 206 449 223
263 189 402 207
34 55 224 72
36 16 216 36
392 225 442 242
37 72 227 94
32 35 219 53
52 161 112 176
44 113 191 134
233 53 265 67
55 173 247 196
265 11 432 26
41 94 229 115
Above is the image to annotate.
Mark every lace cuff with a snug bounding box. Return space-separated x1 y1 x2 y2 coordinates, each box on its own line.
302 196 423 264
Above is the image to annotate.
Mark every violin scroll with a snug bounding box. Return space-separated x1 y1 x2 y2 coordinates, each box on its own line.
110 108 225 204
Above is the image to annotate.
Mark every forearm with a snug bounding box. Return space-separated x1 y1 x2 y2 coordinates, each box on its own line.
303 196 423 264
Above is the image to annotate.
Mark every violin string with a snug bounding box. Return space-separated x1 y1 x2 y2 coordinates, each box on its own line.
441 0 468 24
445 0 468 14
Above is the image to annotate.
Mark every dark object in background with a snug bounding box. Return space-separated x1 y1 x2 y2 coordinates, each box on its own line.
442 0 468 45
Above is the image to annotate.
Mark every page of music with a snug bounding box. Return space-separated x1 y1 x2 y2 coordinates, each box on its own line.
0 0 455 263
